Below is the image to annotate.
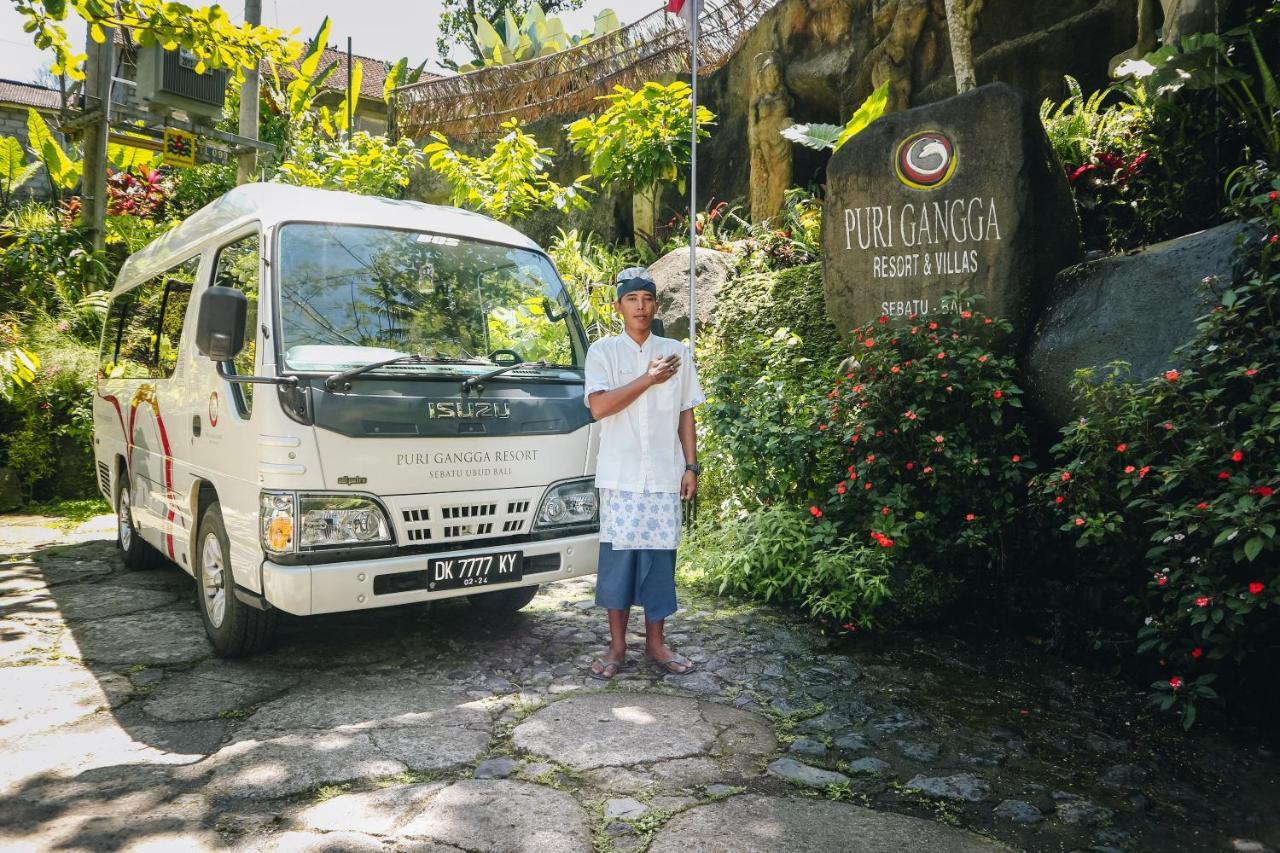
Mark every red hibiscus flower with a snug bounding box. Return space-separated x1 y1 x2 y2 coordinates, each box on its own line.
1074 517 1085 526
1251 486 1274 497
1060 471 1072 482
1191 647 1204 659
1011 454 1021 463
1195 596 1210 607
1169 676 1184 690
1165 370 1180 381
1125 465 1136 474
993 389 1003 399
1116 443 1127 453
965 513 975 522
809 506 822 518
1231 450 1244 462
1249 582 1265 595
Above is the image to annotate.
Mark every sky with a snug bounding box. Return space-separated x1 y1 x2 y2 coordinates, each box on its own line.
0 1 652 84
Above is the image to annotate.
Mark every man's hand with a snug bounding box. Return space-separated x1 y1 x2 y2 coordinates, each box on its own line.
647 353 680 385
680 470 698 501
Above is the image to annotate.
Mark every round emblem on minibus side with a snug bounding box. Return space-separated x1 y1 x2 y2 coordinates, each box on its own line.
895 130 957 190
208 391 219 428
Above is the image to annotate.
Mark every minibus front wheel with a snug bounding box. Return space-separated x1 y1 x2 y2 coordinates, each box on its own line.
196 502 277 657
116 476 160 571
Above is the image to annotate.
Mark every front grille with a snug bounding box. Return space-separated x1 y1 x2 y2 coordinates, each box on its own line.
441 503 497 519
445 522 493 537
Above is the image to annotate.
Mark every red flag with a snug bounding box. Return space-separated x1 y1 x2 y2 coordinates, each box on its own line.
666 0 701 29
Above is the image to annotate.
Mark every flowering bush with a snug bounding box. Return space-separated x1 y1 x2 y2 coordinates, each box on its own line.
1036 164 1280 727
816 295 1038 622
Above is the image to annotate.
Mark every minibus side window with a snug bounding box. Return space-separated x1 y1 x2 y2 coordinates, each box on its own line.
212 235 260 415
117 279 165 379
99 294 131 377
155 257 198 378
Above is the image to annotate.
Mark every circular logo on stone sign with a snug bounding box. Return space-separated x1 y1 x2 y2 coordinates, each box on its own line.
208 391 219 428
895 131 957 190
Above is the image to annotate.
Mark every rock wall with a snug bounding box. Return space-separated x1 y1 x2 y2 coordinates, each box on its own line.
698 0 1137 210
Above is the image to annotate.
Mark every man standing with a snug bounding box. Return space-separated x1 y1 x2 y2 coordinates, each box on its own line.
584 267 704 679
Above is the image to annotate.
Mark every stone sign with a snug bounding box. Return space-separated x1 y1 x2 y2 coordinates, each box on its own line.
821 82 1080 344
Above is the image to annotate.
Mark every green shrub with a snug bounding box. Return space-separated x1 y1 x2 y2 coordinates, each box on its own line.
681 504 893 629
0 204 107 318
696 263 841 513
0 312 98 501
815 296 1037 621
1034 164 1279 728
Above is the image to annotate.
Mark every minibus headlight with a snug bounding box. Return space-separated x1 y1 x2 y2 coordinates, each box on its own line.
534 479 598 529
260 492 296 554
297 494 392 549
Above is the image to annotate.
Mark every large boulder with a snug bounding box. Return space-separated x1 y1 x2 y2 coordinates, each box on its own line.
821 82 1080 345
648 247 734 341
1023 222 1246 425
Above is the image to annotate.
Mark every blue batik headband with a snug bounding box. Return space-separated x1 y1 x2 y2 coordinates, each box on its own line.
615 267 657 300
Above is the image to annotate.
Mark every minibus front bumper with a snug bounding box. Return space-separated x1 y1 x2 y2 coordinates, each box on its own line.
260 532 599 615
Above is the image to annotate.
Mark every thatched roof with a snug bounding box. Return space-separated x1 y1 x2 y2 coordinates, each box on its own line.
393 0 782 142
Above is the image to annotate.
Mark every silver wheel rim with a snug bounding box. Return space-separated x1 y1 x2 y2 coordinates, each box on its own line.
118 488 133 551
201 532 227 628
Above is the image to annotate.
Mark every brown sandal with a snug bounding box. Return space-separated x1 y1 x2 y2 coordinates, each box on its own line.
646 652 695 675
589 657 626 680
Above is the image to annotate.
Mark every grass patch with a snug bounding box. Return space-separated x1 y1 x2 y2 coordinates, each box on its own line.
217 708 250 720
311 783 351 802
18 497 111 527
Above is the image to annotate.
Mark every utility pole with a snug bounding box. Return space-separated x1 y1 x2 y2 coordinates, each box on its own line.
237 0 262 184
78 22 115 251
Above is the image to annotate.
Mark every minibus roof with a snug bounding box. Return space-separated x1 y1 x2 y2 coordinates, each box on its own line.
114 183 543 294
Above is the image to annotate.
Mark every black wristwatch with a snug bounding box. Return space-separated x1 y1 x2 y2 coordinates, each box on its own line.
684 462 702 475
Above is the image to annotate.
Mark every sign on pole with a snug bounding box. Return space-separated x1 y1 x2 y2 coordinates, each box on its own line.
163 127 198 168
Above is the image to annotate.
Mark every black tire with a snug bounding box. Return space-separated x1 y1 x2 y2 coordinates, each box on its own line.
467 583 540 615
195 501 277 657
116 473 160 570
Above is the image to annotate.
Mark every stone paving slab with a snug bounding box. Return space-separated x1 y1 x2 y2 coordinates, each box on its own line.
293 782 447 835
512 691 765 771
397 780 592 853
0 582 181 623
58 610 213 665
0 662 132 739
203 732 411 799
647 794 1008 852
141 660 301 723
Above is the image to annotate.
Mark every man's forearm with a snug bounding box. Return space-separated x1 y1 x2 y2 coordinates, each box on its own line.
678 409 696 464
588 374 655 420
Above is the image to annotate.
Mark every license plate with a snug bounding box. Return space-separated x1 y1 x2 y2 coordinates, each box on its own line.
427 550 523 592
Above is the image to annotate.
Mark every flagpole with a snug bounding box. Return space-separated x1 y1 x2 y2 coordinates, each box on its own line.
688 0 699 356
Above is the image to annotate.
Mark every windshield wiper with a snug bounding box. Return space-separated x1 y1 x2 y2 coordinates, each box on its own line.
324 354 489 392
461 360 550 395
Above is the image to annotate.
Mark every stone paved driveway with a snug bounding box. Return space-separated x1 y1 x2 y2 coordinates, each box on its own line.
1 514 1276 852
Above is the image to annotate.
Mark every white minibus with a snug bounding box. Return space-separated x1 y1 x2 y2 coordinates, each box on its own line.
93 184 601 656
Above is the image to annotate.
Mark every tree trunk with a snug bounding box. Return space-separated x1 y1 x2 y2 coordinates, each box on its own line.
943 0 977 94
632 183 661 249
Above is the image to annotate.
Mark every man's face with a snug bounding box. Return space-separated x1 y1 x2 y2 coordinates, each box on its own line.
616 290 656 331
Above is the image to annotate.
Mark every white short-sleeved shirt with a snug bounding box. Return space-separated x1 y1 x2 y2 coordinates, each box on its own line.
584 332 705 493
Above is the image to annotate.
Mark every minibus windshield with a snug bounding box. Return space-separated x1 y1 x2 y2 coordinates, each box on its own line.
277 223 586 375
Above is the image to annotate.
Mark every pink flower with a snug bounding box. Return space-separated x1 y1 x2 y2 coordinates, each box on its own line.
965 513 975 522
1195 596 1210 607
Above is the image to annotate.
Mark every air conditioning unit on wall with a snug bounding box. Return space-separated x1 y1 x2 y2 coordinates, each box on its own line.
134 44 227 124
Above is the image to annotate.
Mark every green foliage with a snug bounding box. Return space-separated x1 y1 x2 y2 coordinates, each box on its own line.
566 81 714 194
0 345 39 400
0 312 98 500
681 504 893 628
816 296 1036 621
15 0 301 82
696 263 841 514
165 161 235 220
276 127 425 197
1040 75 1148 167
0 136 29 205
435 0 584 70
425 119 592 221
0 203 107 322
545 228 633 340
460 2 618 71
26 107 80 195
1034 164 1280 727
781 81 890 152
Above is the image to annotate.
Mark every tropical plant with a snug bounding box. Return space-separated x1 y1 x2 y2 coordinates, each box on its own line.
459 3 619 71
546 228 632 339
13 0 300 81
26 107 80 197
567 81 714 193
1039 75 1149 167
425 118 592 221
276 126 425 197
0 345 39 400
781 81 891 152
1034 163 1280 728
435 0 585 70
0 136 31 206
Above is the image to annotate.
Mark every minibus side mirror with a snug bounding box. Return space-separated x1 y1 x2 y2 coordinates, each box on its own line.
196 286 247 362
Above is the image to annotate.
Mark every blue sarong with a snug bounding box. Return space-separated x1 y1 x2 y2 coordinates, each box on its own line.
595 541 678 623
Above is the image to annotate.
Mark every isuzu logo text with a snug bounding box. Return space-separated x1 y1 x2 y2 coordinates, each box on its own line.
426 400 512 419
